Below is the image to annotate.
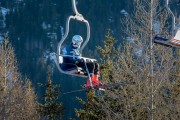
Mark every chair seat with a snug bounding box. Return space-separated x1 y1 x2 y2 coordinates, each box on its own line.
60 63 87 75
154 36 180 48
154 28 180 48
169 39 180 46
58 55 96 77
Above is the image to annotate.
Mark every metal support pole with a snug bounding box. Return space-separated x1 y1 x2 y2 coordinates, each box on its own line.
166 0 176 36
150 0 154 120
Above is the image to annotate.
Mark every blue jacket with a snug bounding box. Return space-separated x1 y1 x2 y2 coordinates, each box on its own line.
62 44 81 63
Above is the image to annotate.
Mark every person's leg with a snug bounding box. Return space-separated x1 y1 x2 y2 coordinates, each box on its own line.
93 62 100 81
86 62 103 87
93 62 104 86
86 62 94 75
94 62 99 75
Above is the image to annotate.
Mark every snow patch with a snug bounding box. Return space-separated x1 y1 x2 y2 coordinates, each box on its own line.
60 26 64 38
135 48 142 57
120 9 128 16
43 50 50 63
153 21 160 34
43 51 57 64
41 22 47 30
47 32 57 40
144 55 150 63
108 17 114 23
0 7 9 18
0 34 3 44
47 24 51 29
42 51 57 74
126 36 135 43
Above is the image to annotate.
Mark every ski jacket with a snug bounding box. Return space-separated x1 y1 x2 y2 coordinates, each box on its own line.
62 44 81 63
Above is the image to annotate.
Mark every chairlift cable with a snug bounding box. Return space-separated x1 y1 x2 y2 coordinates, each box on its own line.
63 81 135 94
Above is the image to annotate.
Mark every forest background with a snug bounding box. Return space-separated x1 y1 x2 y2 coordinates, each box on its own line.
0 0 179 119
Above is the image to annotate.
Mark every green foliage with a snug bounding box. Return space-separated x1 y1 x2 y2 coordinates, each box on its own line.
76 27 179 119
0 37 40 119
97 30 118 83
97 30 117 59
75 90 106 120
38 67 64 120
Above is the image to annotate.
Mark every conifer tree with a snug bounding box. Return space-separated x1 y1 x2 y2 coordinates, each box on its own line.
75 90 106 120
0 36 19 93
38 66 64 120
0 37 40 119
22 80 40 119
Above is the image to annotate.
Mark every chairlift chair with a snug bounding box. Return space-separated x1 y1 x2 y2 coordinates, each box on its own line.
154 0 180 48
56 0 97 78
154 28 180 48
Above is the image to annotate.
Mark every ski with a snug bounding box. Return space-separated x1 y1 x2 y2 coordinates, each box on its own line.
95 81 135 89
63 81 135 95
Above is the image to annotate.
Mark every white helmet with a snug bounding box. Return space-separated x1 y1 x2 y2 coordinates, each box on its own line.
72 35 83 48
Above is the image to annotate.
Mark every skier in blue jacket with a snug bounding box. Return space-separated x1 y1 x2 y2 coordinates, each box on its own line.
62 35 103 87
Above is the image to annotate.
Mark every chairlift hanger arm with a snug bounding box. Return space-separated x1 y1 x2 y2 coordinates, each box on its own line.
57 0 90 56
72 0 82 17
71 0 90 53
56 0 92 80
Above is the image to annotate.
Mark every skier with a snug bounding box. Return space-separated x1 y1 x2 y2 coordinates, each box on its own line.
62 35 103 87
